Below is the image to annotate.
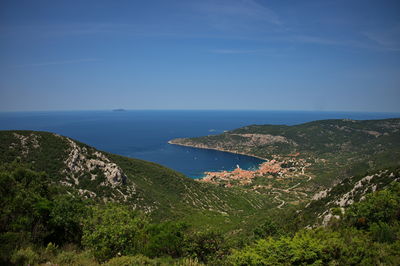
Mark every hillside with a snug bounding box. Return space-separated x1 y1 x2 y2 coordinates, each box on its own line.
0 130 277 232
300 165 400 227
170 118 400 160
170 118 400 207
1 122 400 265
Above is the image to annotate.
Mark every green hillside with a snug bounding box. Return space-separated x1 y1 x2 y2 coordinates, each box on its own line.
0 130 275 231
1 119 400 265
299 166 400 228
170 118 400 189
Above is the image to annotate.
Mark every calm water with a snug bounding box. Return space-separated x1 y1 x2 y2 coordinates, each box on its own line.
1 110 399 178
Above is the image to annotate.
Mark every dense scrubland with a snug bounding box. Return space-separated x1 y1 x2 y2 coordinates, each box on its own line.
1 118 400 265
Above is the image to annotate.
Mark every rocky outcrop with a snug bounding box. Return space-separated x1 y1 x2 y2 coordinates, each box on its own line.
63 138 127 187
308 169 400 227
56 136 138 202
10 133 40 155
231 133 297 146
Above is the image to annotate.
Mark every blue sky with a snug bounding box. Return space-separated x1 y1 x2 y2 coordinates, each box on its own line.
1 0 399 112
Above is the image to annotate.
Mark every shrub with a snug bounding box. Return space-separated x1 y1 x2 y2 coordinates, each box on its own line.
56 250 78 265
0 232 28 263
44 242 58 256
253 218 283 239
82 204 149 262
105 254 158 266
174 257 204 266
48 194 88 245
184 231 226 264
145 222 188 258
11 246 39 265
344 182 400 229
55 250 97 266
369 222 397 243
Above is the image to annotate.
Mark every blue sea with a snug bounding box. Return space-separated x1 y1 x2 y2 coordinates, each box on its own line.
1 110 399 178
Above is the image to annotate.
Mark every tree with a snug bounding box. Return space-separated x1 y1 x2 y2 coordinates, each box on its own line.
184 230 226 264
344 182 400 230
253 218 283 239
145 221 188 258
47 194 88 245
82 204 148 262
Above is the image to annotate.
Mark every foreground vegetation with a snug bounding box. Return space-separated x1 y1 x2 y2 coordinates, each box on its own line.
1 163 399 265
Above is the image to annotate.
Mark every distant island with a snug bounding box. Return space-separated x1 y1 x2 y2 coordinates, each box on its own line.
112 108 126 112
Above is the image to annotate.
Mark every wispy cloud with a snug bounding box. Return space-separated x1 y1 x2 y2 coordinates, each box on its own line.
285 35 373 49
1 23 141 37
193 0 281 24
188 0 282 33
2 1 398 54
211 49 260 54
13 58 100 68
363 25 400 51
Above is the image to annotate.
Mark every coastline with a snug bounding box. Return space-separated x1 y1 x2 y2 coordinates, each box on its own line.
167 140 269 161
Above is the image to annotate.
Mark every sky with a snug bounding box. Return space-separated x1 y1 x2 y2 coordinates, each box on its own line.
0 0 400 112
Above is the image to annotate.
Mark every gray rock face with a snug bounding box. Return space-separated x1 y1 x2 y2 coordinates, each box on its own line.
231 133 297 146
308 170 399 228
63 138 127 187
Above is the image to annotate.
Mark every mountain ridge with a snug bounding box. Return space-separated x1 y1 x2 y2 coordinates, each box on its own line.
0 130 275 232
169 118 400 184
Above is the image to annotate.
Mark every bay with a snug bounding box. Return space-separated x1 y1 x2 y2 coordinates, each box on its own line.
0 110 398 178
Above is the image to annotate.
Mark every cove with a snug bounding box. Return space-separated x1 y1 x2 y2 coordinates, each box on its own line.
1 110 398 178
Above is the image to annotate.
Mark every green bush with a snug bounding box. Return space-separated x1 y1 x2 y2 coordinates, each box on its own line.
253 218 283 239
105 254 158 266
82 204 149 262
56 250 78 265
369 222 398 243
344 183 400 229
184 231 226 264
228 226 400 265
0 232 28 263
11 246 39 265
55 249 98 266
41 242 59 262
145 222 188 258
48 194 88 245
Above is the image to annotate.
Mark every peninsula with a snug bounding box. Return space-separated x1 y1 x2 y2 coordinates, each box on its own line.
169 118 400 206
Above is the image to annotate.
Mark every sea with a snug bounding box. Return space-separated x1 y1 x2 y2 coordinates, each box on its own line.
1 110 399 178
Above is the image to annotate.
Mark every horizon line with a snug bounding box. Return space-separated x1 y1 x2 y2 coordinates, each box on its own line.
1 108 400 114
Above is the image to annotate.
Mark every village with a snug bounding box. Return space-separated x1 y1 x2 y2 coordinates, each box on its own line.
198 153 311 187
